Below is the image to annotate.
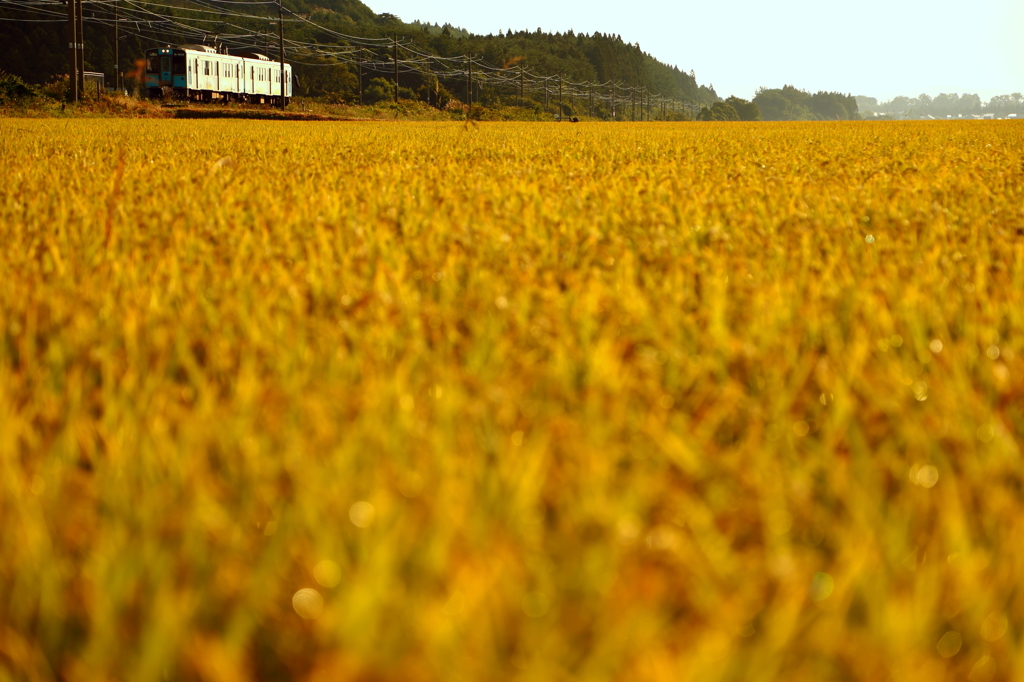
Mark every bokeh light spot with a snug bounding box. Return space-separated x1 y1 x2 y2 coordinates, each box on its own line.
969 656 996 682
936 631 962 658
313 560 342 588
349 501 376 528
810 572 834 601
981 613 1008 641
292 588 324 620
912 465 939 489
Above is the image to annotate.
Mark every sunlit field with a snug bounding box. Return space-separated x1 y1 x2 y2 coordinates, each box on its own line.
1 119 1022 681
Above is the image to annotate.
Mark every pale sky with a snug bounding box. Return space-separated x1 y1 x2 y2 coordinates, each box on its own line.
368 0 1023 102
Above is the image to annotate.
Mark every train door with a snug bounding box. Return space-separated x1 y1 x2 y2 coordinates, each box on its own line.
160 55 172 86
235 63 240 92
215 61 220 91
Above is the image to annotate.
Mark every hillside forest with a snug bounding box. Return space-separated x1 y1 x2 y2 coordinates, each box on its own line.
0 0 720 117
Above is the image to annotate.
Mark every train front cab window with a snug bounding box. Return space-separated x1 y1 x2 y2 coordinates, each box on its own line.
146 55 159 74
172 54 186 75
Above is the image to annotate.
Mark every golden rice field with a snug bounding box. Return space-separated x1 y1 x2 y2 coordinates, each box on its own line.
1 118 1023 682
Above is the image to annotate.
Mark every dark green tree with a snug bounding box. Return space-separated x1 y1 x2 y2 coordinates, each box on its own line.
697 101 740 121
725 95 761 121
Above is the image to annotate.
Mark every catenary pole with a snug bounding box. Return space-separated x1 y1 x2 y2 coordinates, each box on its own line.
278 0 285 108
67 0 77 101
76 0 84 96
113 0 119 92
393 34 398 104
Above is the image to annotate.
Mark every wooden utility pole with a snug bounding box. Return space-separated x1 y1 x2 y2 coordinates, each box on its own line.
543 76 548 111
358 53 363 105
466 53 472 108
278 0 285 108
589 82 593 118
393 34 399 104
67 0 78 101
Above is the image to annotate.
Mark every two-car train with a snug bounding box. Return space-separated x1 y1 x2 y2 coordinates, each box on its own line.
144 45 292 105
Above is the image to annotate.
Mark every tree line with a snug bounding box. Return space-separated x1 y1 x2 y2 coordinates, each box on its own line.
857 92 1023 118
0 0 719 116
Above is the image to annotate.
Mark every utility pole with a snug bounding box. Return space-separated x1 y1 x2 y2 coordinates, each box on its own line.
466 53 472 108
558 76 562 121
358 52 363 105
519 62 524 107
67 0 78 101
631 86 636 121
113 0 119 92
589 82 593 118
278 0 285 108
393 34 399 104
611 82 615 119
76 0 84 96
543 76 548 111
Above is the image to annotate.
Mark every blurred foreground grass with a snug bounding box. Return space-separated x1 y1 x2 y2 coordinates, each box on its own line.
1 119 1023 681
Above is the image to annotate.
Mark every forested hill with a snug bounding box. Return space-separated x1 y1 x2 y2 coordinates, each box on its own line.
0 0 719 107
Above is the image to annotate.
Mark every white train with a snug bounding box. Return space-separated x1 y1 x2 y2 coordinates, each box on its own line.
144 44 292 105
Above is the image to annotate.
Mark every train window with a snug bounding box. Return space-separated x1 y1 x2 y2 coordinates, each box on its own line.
172 55 186 75
146 55 159 73
203 61 210 76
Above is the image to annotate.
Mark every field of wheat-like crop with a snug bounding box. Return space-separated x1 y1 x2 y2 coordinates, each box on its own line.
1 119 1023 681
